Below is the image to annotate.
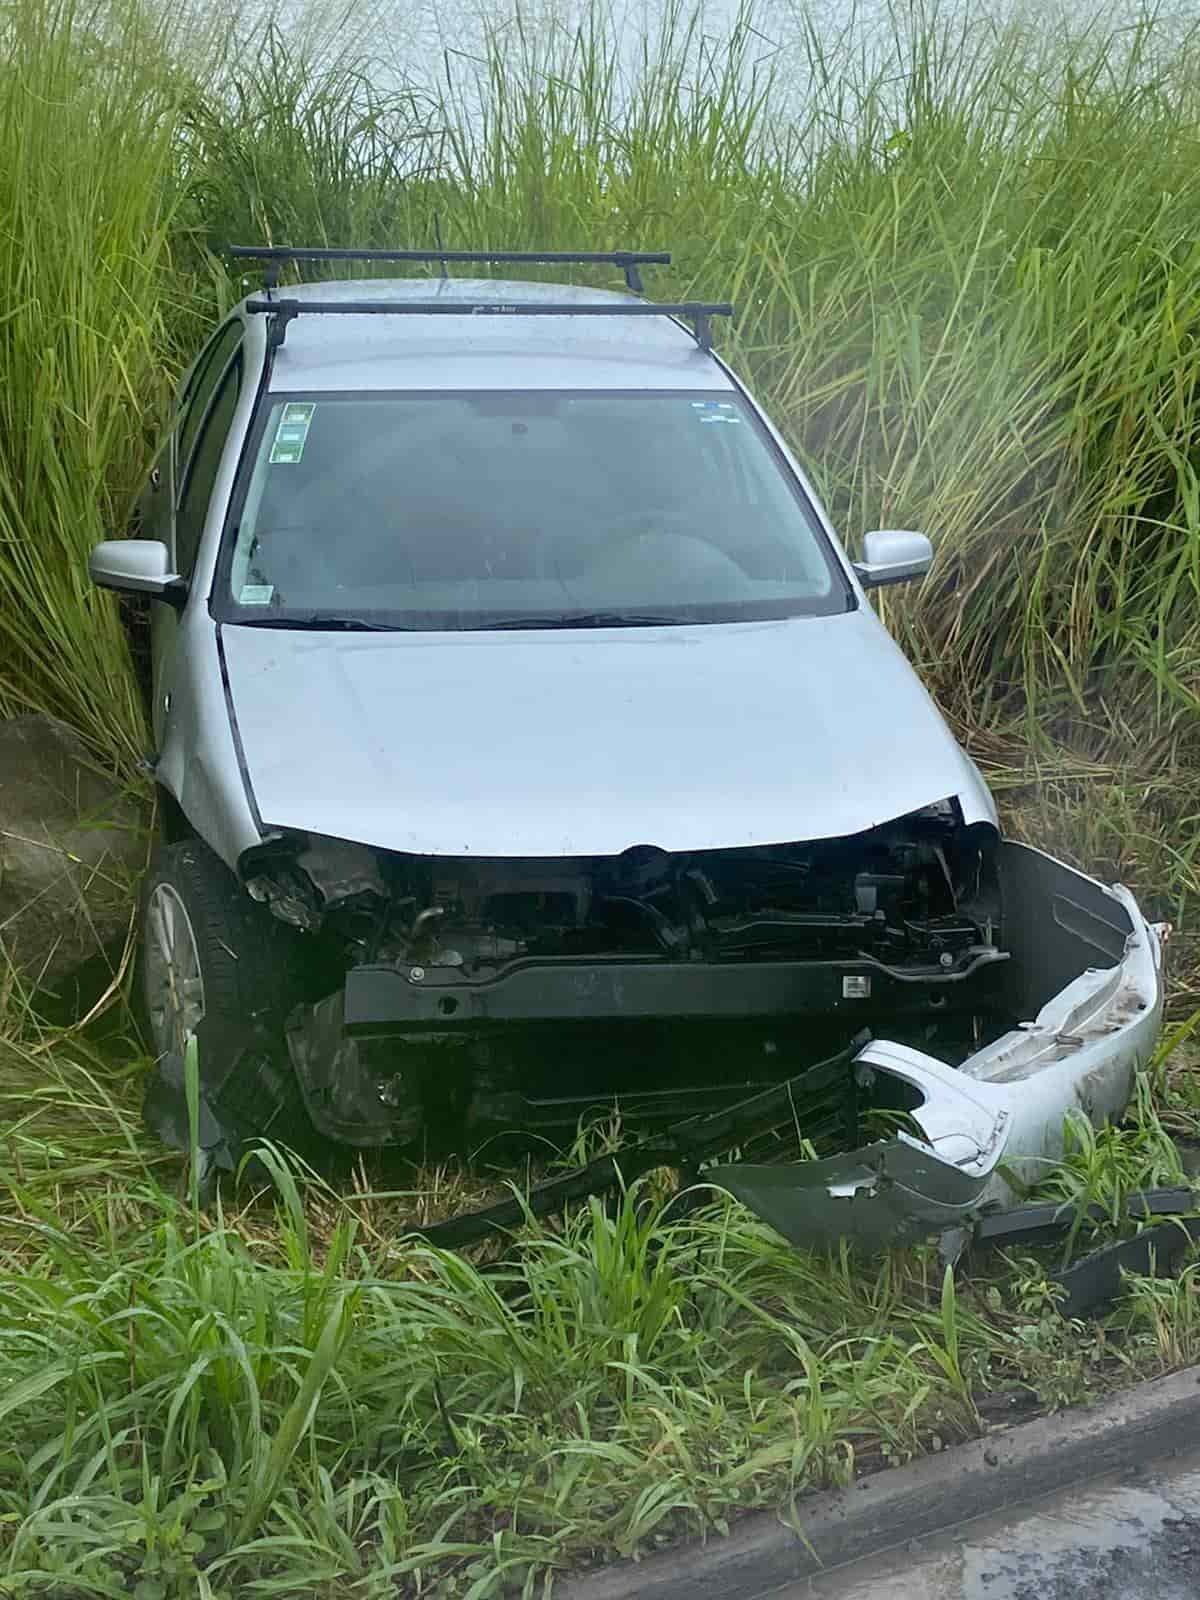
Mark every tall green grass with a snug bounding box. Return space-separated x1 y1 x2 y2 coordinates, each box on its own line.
0 1037 1194 1595
6 0 1200 767
0 0 183 762
0 1044 1191 1598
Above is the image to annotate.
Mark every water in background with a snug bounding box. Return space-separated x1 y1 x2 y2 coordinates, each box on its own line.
221 0 1193 111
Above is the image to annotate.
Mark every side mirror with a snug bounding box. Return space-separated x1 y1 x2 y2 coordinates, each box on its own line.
852 529 933 589
89 540 187 610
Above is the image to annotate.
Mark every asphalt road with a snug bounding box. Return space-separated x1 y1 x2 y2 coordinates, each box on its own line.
775 1446 1200 1599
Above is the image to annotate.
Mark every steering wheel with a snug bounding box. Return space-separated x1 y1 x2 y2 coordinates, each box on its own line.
578 517 751 585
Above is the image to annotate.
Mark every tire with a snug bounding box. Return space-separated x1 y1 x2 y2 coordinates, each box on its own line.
141 838 305 1048
139 838 312 1152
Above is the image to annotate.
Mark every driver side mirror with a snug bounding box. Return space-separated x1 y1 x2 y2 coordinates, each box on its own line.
852 529 933 589
89 540 187 610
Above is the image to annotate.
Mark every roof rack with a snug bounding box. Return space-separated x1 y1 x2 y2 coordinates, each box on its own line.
243 296 736 353
229 244 672 294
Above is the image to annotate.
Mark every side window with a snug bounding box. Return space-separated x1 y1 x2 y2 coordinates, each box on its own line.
175 357 241 579
177 323 242 485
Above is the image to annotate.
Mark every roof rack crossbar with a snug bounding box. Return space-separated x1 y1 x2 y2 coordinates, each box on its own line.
245 297 734 353
230 245 672 293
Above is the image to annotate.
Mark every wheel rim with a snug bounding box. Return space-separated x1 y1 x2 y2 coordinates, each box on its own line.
144 883 205 1057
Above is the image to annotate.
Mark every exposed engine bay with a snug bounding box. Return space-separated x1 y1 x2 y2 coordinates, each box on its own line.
228 803 1021 1152
243 802 1002 979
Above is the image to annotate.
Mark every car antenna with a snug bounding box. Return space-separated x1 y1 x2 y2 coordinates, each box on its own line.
433 214 448 279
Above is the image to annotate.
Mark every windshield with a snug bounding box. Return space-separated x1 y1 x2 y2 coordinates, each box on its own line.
219 390 850 629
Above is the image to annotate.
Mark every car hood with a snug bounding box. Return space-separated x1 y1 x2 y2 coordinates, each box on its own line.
220 610 996 857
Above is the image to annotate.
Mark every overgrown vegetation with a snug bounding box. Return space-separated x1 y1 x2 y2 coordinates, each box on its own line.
3 0 1200 1592
1 1028 1198 1597
10 0 1200 766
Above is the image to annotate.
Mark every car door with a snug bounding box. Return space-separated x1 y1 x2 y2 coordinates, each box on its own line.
150 324 243 750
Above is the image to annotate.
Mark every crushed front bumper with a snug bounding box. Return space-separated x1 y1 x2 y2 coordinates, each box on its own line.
711 879 1165 1249
281 842 1164 1253
399 847 1166 1253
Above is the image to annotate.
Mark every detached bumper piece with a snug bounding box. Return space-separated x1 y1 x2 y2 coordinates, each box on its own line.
1050 1211 1200 1317
412 1034 866 1250
403 863 1166 1255
972 1188 1200 1318
708 898 1163 1251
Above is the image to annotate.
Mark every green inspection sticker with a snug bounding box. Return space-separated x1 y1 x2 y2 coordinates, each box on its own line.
270 402 315 464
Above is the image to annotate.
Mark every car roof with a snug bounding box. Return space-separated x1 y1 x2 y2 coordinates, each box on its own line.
248 277 735 394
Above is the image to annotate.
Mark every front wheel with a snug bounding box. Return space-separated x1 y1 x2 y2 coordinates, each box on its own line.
140 837 311 1158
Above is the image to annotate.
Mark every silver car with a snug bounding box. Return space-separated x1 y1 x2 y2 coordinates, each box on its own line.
90 247 1165 1244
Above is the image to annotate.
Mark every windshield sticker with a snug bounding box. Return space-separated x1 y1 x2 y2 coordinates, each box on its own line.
691 401 741 425
238 583 275 606
269 402 315 464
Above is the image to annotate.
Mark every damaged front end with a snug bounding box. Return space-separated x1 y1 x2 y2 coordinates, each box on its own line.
217 804 1164 1250
712 854 1163 1249
247 801 1005 1146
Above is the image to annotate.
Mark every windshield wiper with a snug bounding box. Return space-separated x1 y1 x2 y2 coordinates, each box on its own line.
236 613 415 632
473 611 687 631
233 610 692 632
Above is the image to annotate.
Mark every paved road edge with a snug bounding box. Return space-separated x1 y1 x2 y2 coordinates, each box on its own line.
562 1362 1200 1599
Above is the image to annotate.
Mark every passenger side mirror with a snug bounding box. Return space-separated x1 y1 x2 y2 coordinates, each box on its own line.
852 529 933 589
89 540 187 610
